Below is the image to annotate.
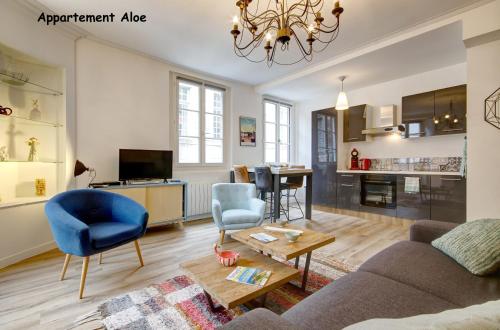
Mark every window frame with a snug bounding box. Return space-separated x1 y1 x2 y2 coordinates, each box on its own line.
263 98 293 164
171 73 230 169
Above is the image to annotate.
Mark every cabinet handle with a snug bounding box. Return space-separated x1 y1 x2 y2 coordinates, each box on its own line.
348 137 360 141
341 174 353 177
341 184 354 187
440 178 462 181
441 128 463 132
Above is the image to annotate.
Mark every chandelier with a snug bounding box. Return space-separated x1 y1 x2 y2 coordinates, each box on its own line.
230 0 344 66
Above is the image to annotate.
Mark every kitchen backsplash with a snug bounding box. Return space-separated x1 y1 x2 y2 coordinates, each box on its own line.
369 157 462 172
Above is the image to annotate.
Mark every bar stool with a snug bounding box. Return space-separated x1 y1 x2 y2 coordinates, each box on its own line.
254 166 289 223
233 165 250 183
285 165 305 220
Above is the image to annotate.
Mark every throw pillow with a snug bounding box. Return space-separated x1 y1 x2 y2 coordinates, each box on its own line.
344 299 500 330
431 219 500 275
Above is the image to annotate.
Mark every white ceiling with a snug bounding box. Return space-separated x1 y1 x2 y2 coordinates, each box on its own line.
36 0 483 87
261 22 466 101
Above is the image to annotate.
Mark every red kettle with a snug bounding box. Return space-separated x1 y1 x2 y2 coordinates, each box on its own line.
359 158 372 170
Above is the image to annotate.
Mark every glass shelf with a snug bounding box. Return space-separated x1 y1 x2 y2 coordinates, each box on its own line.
0 159 62 164
0 72 63 96
0 114 62 127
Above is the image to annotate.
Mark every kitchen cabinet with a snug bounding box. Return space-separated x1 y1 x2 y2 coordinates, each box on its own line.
396 175 431 220
430 175 466 223
434 85 467 135
312 108 338 207
402 85 466 138
402 91 436 138
337 173 360 211
343 104 367 143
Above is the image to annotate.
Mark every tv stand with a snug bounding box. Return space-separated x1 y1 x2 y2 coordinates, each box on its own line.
127 179 165 185
95 181 188 228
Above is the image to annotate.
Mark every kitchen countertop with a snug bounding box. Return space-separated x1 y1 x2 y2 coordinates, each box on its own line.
337 170 462 176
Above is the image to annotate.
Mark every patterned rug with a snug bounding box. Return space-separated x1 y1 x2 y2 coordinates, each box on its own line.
75 265 347 330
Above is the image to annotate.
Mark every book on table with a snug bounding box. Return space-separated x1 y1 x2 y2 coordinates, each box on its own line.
249 232 278 243
226 266 272 287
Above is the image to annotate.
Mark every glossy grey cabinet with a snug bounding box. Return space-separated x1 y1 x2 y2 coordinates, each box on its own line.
430 175 466 223
396 175 431 220
337 173 360 211
434 85 467 135
402 91 436 138
402 85 466 138
343 104 367 143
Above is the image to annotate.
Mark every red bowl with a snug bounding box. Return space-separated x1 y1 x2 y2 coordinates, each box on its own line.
214 244 240 267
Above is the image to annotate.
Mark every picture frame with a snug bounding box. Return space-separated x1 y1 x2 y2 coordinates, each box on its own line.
239 116 256 147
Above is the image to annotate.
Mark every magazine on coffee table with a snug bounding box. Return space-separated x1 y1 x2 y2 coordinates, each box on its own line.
249 232 278 243
226 266 272 287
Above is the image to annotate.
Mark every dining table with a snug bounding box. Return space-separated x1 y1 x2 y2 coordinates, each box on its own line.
230 167 313 220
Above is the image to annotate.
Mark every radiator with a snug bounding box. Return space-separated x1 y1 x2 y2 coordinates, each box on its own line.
186 182 213 220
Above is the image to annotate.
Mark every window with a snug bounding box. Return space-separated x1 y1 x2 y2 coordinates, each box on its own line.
176 77 226 165
264 100 291 164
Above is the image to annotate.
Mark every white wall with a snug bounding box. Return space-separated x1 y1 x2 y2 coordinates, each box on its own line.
463 0 500 220
0 1 77 268
295 63 467 169
76 38 264 188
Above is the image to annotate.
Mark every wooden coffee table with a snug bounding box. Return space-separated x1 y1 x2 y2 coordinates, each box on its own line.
180 247 300 311
231 224 336 290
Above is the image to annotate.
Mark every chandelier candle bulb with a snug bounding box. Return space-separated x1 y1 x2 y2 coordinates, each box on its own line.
232 16 239 30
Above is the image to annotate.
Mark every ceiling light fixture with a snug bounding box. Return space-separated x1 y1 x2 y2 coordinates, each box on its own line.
231 0 344 66
335 76 349 110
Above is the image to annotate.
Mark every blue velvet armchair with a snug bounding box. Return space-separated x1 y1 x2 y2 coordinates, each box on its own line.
45 189 149 299
212 183 266 244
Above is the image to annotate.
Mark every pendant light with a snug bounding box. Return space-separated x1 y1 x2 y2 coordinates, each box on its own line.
335 76 349 110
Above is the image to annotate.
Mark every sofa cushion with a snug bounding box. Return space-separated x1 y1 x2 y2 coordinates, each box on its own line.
343 299 500 330
222 209 261 225
219 308 301 330
432 219 500 275
282 271 457 330
89 222 142 249
359 241 500 307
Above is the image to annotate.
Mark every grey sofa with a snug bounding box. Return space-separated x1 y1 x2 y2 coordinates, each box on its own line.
221 220 500 330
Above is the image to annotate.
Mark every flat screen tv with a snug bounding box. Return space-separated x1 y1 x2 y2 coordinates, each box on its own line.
119 149 173 181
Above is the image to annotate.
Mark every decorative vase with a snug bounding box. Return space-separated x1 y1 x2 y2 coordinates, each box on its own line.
35 179 46 196
29 99 41 121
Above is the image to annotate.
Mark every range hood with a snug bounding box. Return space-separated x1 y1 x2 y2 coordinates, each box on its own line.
362 105 405 135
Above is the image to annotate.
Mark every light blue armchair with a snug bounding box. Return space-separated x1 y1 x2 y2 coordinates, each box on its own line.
212 183 266 244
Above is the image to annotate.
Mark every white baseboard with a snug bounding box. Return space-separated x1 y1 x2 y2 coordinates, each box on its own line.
0 240 57 269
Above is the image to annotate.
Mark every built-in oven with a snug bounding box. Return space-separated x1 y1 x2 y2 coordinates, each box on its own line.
360 174 397 209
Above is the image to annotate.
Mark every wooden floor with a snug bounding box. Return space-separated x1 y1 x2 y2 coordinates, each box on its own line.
0 208 410 329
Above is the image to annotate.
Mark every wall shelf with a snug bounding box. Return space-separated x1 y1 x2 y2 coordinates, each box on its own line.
0 72 63 96
0 160 62 164
0 196 50 209
0 114 62 127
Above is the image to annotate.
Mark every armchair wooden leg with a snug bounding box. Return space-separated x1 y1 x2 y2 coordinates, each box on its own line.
79 256 89 299
60 254 71 281
134 240 144 267
219 230 225 245
98 253 103 265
